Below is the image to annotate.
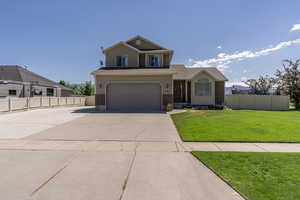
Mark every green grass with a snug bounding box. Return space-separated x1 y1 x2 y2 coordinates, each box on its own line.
192 152 300 200
171 110 300 142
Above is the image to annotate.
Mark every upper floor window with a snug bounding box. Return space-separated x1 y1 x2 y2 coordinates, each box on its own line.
195 78 211 96
116 56 128 67
148 55 161 67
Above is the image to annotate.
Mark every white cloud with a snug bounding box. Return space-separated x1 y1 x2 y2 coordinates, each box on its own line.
290 24 300 32
217 46 222 49
188 38 300 71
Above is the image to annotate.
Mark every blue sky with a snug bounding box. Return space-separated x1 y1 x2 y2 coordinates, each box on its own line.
1 0 300 85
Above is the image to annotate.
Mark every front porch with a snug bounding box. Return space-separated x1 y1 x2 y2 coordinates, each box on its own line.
173 79 225 108
173 80 191 107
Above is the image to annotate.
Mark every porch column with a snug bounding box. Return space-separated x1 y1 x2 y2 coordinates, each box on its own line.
185 80 188 103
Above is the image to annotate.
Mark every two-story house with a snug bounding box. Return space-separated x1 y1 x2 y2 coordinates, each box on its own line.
91 35 227 112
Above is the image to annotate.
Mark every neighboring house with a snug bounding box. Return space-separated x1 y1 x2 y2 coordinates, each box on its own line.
225 85 251 95
232 85 251 94
0 65 73 98
226 85 277 95
91 35 227 111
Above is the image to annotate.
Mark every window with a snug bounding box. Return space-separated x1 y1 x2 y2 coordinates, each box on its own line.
32 87 42 96
148 55 161 67
8 90 17 96
116 56 128 67
195 78 211 96
46 88 54 96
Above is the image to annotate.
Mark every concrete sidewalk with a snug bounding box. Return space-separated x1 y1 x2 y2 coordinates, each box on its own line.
0 140 300 152
0 150 243 200
182 142 300 152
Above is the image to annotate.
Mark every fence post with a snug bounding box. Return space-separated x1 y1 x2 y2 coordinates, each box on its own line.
270 95 273 110
8 97 11 112
40 96 42 107
27 97 30 110
49 97 51 107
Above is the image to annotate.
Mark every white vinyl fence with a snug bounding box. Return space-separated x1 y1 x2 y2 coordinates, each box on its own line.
0 96 86 112
225 95 290 110
85 96 95 106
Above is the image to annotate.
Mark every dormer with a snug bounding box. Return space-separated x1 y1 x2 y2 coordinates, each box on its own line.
102 35 173 68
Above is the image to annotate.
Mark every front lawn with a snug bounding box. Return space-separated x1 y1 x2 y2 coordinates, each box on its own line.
171 110 300 142
192 152 300 200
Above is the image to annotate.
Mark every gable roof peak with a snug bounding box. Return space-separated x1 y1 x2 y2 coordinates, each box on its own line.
126 35 166 50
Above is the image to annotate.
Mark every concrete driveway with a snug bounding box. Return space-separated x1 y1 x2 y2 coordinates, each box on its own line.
27 110 180 142
0 107 244 200
0 106 87 139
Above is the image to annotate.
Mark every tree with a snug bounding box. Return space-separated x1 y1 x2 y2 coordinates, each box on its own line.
59 80 66 86
58 80 95 96
244 75 275 95
82 81 95 96
275 59 300 106
59 80 75 89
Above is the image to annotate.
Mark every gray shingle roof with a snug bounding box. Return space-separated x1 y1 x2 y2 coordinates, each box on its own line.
0 65 72 90
170 64 228 81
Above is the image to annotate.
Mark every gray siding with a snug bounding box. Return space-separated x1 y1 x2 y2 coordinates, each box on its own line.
0 84 23 97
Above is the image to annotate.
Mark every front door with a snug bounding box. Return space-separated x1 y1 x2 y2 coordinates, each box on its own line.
173 80 186 103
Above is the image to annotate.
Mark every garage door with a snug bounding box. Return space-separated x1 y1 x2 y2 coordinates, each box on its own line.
107 83 161 111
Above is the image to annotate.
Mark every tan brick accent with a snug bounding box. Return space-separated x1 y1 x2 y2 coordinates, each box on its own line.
163 94 173 106
95 94 105 105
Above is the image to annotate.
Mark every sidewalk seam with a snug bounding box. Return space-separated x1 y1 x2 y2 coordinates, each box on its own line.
30 152 79 196
119 143 138 200
254 143 269 152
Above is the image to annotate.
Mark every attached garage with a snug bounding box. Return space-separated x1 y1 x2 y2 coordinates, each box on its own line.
106 83 161 111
